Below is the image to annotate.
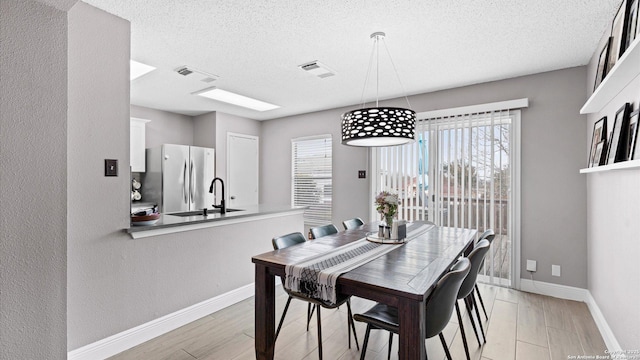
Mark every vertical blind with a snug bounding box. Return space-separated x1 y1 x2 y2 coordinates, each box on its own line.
374 110 514 230
374 109 516 285
292 135 333 227
427 110 512 234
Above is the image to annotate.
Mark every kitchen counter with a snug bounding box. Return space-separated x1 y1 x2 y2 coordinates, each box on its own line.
126 204 305 239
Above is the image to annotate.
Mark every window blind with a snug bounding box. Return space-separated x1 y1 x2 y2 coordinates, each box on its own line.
374 110 514 228
373 100 526 287
292 135 332 228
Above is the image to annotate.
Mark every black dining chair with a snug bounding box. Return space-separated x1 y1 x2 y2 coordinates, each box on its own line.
309 224 339 239
271 232 359 359
342 217 364 230
475 229 495 321
271 232 315 339
456 239 491 360
353 258 471 360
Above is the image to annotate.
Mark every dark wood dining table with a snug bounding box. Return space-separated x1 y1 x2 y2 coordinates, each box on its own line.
251 221 477 359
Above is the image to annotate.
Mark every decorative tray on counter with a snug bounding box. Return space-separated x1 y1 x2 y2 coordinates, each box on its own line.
366 233 406 245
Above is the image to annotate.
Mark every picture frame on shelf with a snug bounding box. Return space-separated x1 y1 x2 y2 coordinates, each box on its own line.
605 130 614 162
626 0 639 49
607 102 632 164
588 116 607 167
594 38 611 91
593 141 605 168
628 109 640 159
608 0 630 73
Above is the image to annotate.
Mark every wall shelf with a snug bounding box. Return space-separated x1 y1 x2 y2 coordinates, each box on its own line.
580 38 640 114
580 159 640 173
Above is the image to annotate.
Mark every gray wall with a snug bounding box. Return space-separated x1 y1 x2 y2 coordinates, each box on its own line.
67 1 131 350
214 112 262 190
193 111 217 148
131 104 195 148
585 34 640 349
0 1 68 358
66 5 288 351
262 67 589 287
419 68 588 287
261 108 371 228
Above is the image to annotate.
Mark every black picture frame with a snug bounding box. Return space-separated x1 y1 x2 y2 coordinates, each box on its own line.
608 0 630 73
589 116 607 167
637 1 640 39
628 109 640 159
605 130 614 163
594 38 611 91
626 0 640 49
607 103 632 164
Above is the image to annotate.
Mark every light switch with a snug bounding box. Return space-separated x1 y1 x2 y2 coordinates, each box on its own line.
358 170 366 179
105 159 118 177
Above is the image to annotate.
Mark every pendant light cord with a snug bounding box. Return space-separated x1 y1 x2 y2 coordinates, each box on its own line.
359 37 377 109
358 33 412 110
375 34 380 108
381 37 413 110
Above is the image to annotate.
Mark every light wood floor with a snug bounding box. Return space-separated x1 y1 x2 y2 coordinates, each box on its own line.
109 284 607 360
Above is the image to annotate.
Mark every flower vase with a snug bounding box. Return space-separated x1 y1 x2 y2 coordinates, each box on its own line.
384 215 394 228
384 215 394 238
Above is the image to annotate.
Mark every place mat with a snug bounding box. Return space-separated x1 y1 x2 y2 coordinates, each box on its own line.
284 222 433 304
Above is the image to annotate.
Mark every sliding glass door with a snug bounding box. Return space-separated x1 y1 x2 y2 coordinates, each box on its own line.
372 110 520 288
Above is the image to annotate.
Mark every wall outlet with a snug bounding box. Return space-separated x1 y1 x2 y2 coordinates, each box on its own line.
526 259 537 272
552 265 561 277
358 170 366 179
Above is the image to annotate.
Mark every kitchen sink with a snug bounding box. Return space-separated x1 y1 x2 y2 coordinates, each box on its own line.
166 208 244 217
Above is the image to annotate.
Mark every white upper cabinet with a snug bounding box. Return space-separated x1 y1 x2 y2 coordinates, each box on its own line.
130 118 150 172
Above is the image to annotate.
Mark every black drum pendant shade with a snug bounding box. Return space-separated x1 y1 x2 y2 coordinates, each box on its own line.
341 32 416 147
341 107 416 146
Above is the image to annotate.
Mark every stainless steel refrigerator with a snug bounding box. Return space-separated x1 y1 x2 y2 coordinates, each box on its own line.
142 144 215 213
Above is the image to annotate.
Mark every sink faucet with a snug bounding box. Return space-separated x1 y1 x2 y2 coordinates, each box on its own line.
209 177 226 214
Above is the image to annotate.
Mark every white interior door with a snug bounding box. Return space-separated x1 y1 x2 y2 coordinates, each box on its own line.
227 133 259 208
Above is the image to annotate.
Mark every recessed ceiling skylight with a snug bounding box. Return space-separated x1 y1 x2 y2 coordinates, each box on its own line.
130 60 156 81
193 87 280 111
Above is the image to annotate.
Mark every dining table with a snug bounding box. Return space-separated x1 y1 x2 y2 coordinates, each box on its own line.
251 221 477 359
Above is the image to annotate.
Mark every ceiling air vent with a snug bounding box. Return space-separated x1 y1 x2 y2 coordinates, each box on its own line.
299 61 336 78
174 66 219 83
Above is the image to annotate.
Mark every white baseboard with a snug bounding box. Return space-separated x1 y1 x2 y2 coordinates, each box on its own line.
519 278 588 301
67 283 255 360
584 292 625 358
519 279 624 356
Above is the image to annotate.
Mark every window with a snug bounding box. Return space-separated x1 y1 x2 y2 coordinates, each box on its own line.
292 135 332 228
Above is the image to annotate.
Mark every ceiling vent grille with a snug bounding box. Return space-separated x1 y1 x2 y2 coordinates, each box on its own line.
175 66 219 83
299 61 336 78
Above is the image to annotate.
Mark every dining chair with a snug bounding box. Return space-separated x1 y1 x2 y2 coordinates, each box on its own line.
456 239 491 360
342 217 364 230
309 223 339 239
271 232 359 359
475 229 495 320
353 258 471 360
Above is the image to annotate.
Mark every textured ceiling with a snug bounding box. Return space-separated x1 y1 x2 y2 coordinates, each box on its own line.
84 0 620 120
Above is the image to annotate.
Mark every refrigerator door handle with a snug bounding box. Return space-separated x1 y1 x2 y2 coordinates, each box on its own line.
190 159 195 206
183 161 188 204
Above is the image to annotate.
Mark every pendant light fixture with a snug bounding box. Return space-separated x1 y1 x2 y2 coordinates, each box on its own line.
341 32 416 147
